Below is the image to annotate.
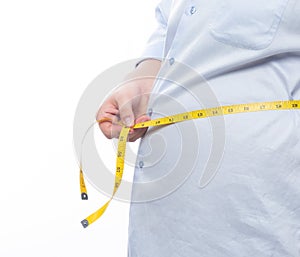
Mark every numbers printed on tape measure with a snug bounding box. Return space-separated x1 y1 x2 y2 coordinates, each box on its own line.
79 100 300 228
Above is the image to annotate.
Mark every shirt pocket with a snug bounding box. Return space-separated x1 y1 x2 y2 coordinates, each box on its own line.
208 0 289 50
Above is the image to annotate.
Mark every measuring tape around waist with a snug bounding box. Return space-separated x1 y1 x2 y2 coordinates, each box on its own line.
79 100 300 228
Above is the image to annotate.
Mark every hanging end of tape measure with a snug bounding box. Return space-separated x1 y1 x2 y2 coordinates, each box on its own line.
80 168 88 200
81 192 88 200
81 219 89 228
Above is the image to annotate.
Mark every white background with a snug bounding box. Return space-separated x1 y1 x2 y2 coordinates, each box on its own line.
0 1 160 256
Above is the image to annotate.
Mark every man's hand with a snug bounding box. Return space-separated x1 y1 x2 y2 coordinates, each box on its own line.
96 59 161 142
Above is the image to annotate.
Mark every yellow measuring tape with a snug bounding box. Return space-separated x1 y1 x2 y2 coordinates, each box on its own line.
79 100 300 228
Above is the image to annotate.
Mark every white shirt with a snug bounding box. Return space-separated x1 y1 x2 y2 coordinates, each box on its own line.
128 0 300 256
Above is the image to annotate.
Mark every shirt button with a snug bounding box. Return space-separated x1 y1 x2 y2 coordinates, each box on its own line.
169 57 175 65
189 6 196 15
139 161 144 168
148 108 153 117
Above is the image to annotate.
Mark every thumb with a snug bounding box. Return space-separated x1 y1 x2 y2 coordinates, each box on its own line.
118 98 135 127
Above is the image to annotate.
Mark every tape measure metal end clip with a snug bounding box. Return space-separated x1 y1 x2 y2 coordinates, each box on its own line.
81 219 89 228
81 193 88 200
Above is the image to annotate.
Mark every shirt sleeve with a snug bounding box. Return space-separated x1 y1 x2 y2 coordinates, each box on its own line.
136 0 172 66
